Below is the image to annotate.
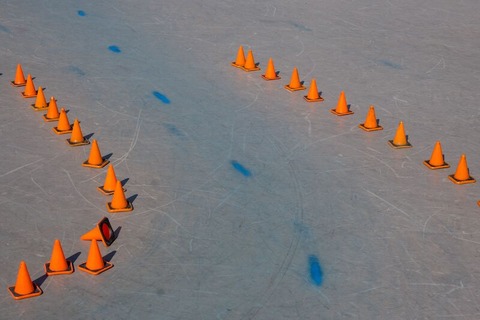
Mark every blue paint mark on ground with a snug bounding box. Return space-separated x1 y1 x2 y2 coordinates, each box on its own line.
77 10 86 17
379 59 402 70
0 24 11 33
66 65 85 76
153 91 171 104
108 45 121 53
164 123 185 138
230 160 251 177
309 255 323 286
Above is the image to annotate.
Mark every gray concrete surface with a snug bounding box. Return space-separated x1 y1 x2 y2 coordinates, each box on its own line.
1 0 480 319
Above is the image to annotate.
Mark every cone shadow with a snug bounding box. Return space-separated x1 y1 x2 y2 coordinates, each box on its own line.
66 251 81 263
114 226 122 240
34 274 48 286
127 194 138 204
121 178 129 187
103 250 117 262
104 153 113 160
84 133 95 140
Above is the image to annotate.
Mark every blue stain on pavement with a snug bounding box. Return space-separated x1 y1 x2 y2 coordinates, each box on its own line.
230 160 251 177
77 10 86 16
164 123 185 138
309 255 323 286
379 59 402 70
108 45 122 53
153 91 171 104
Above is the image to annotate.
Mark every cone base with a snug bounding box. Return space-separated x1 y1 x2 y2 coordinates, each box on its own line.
241 66 260 72
448 174 476 185
78 261 113 275
31 104 49 111
52 127 73 135
21 91 38 98
231 62 244 68
303 96 324 102
423 160 450 170
477 200 480 207
388 140 412 149
359 124 383 132
97 185 125 196
331 109 354 116
284 84 306 92
107 201 133 213
261 74 281 81
44 261 74 276
8 284 42 300
82 159 110 169
43 114 60 122
97 186 115 196
66 138 90 147
11 81 26 87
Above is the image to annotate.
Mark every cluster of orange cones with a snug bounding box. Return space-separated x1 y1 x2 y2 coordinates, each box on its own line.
8 64 136 300
231 46 479 189
9 217 116 300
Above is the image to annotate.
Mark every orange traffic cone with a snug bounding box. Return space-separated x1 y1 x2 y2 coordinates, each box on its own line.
31 86 48 111
331 91 353 116
261 57 280 80
242 49 260 72
423 141 449 169
231 45 246 68
8 261 43 300
11 64 26 87
43 97 60 122
448 154 475 184
98 164 123 195
21 74 37 98
80 217 116 247
359 105 382 131
44 239 74 276
284 67 305 91
53 108 73 134
303 79 324 102
388 121 412 148
78 240 113 275
82 139 109 168
66 118 89 146
107 180 133 213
